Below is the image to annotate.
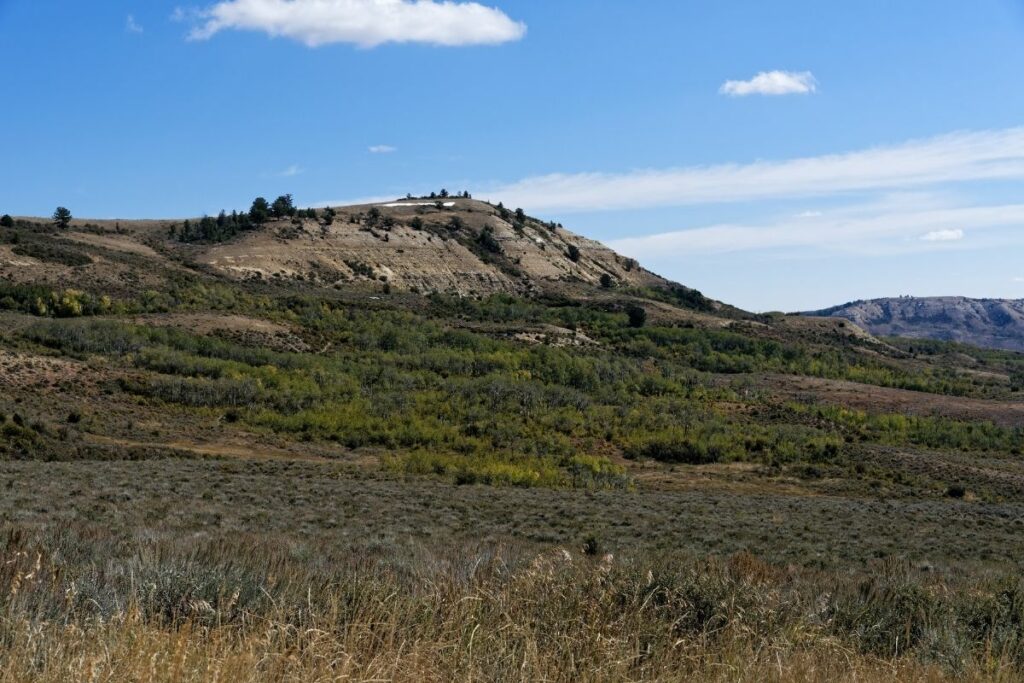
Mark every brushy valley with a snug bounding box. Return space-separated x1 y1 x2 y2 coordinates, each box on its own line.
1 200 1024 681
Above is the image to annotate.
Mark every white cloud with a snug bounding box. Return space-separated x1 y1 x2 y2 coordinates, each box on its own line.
1014 277 1024 283
607 200 1024 258
486 127 1024 213
796 210 823 218
126 14 144 33
188 0 526 47
920 228 964 242
720 70 816 97
278 164 304 177
369 145 397 154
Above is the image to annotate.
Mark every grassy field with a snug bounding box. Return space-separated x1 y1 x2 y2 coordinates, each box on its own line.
2 211 1024 680
1 518 1023 681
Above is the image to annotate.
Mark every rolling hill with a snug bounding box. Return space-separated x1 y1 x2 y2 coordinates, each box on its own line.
2 198 669 299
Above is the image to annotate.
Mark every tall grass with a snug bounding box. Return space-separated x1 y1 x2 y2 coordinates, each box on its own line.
0 526 1021 681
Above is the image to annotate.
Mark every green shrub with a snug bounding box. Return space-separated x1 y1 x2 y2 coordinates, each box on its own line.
626 304 647 329
476 226 502 254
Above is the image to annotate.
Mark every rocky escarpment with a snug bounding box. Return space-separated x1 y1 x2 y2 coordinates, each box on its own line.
199 199 667 297
805 297 1024 352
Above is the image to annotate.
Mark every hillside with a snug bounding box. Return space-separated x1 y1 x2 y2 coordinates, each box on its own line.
1 199 673 300
805 296 1024 352
201 199 669 297
3 200 1024 678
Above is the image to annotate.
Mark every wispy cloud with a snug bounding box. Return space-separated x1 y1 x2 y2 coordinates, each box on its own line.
278 164 304 177
369 145 397 154
1013 277 1024 283
920 228 964 242
126 14 144 34
607 199 1024 258
720 70 817 97
487 127 1024 213
187 0 526 48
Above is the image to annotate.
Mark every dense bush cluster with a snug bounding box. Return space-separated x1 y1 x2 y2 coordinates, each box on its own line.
171 211 256 243
4 276 1008 393
170 194 320 243
18 280 1021 488
0 283 111 317
792 402 1024 454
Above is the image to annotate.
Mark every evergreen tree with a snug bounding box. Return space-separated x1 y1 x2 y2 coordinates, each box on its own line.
476 226 502 254
52 207 72 229
271 194 296 218
249 197 270 225
199 216 217 240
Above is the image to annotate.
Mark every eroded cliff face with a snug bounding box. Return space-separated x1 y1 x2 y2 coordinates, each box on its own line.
809 297 1024 352
199 199 666 296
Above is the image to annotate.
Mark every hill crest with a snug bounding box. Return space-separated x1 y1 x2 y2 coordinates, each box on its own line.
1 199 692 303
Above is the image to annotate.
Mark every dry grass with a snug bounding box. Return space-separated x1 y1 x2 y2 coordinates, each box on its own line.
0 621 967 682
0 528 1022 682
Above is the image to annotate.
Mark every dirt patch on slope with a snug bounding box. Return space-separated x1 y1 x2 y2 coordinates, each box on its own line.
762 374 1024 428
83 433 338 464
127 313 289 335
0 350 95 391
64 232 160 258
124 313 311 353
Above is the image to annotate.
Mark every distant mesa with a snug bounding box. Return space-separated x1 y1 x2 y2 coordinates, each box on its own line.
804 297 1024 352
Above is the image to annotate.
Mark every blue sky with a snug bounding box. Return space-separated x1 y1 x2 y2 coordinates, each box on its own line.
2 0 1024 311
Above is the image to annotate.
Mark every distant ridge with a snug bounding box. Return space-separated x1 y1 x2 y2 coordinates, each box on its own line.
804 296 1024 352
